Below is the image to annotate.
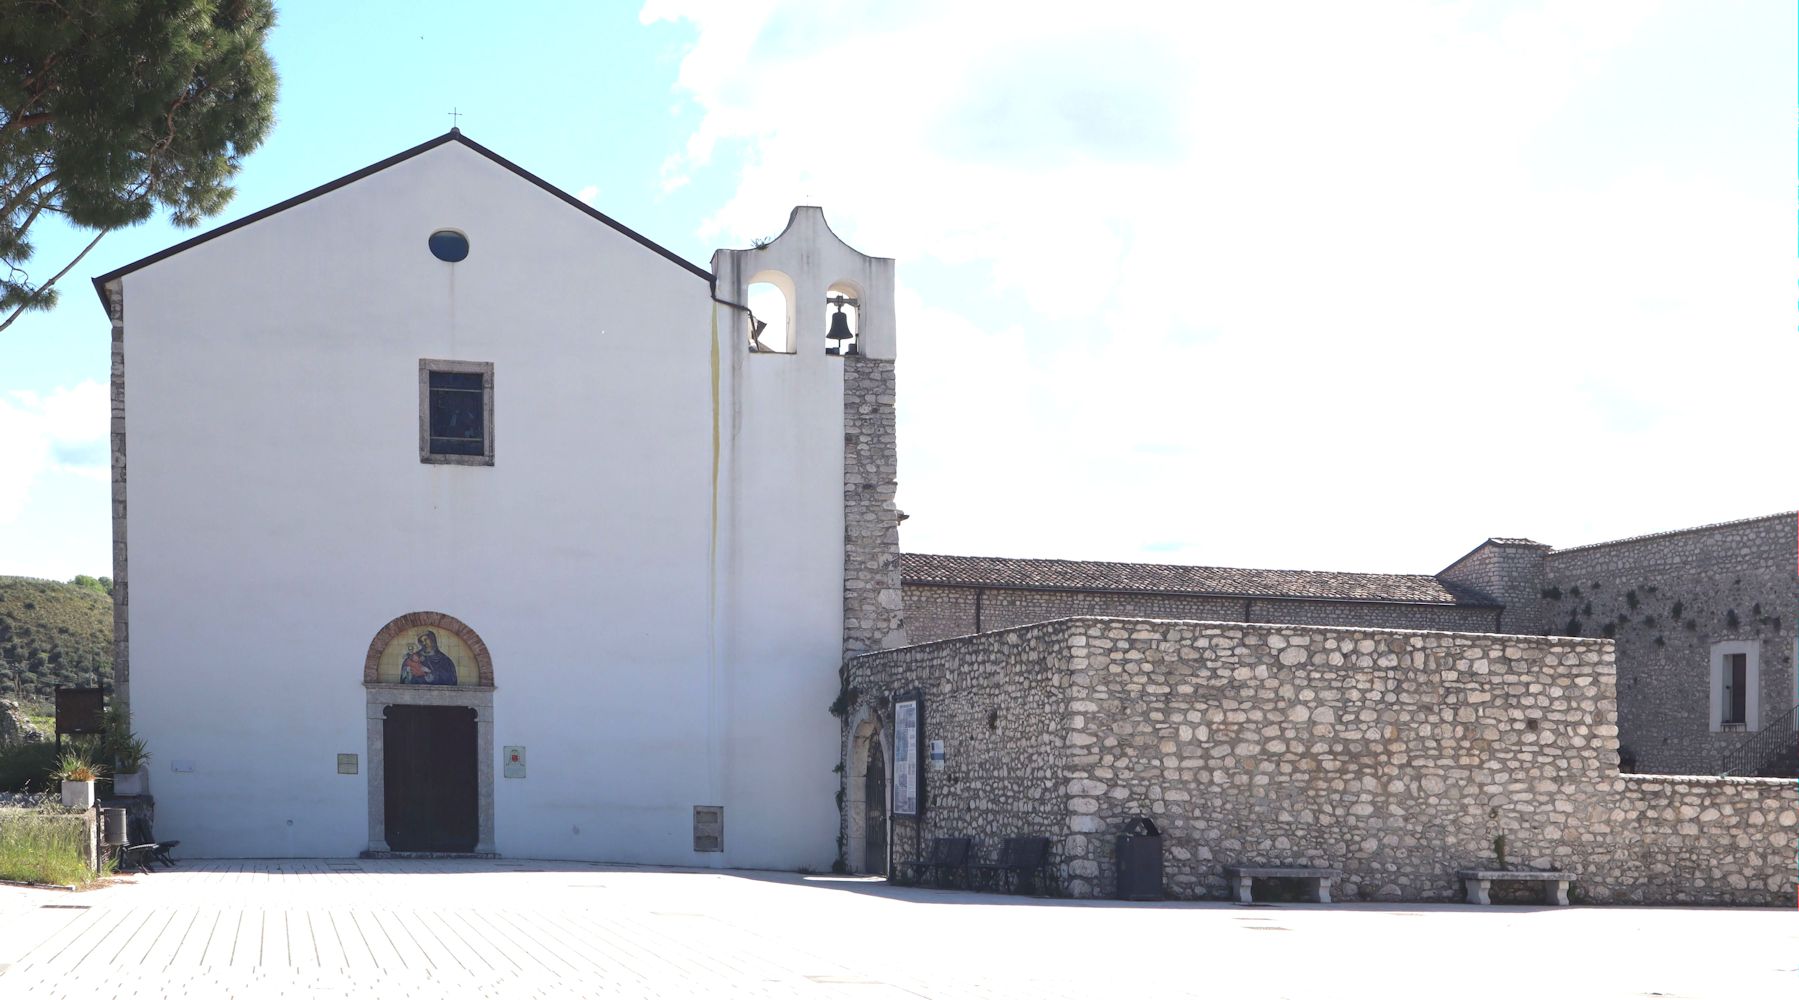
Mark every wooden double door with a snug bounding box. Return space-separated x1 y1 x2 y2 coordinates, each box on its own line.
383 705 478 853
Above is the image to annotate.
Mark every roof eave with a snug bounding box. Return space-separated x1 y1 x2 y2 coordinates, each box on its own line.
900 577 1496 609
90 129 711 311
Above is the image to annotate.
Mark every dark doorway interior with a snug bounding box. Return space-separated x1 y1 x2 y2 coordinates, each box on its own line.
384 705 478 852
864 738 887 875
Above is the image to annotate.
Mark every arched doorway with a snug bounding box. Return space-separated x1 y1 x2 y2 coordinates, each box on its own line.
863 738 887 875
362 611 496 856
845 705 890 875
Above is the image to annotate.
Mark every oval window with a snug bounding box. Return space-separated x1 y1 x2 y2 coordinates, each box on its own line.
428 230 470 262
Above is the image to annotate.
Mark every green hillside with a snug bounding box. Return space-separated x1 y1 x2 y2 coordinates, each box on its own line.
0 576 114 710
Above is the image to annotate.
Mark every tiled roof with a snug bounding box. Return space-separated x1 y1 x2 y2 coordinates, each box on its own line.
901 553 1490 606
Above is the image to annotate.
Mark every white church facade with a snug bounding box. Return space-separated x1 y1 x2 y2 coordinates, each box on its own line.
93 131 907 865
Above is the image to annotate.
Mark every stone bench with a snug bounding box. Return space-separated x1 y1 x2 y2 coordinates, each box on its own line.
1457 869 1574 906
1224 866 1342 904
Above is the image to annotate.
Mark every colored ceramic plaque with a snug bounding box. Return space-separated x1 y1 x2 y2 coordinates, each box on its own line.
375 627 478 685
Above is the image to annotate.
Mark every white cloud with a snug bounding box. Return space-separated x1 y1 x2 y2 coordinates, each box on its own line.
575 184 600 205
649 0 1796 570
0 380 109 525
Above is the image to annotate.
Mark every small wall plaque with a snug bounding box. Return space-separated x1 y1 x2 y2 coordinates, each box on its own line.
171 760 195 773
693 806 724 852
929 739 946 770
504 746 526 778
337 754 359 775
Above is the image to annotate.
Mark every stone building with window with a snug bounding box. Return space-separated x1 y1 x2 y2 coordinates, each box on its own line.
897 512 1797 779
843 514 1794 902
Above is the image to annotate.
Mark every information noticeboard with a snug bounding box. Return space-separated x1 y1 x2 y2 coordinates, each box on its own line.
893 696 920 816
54 686 105 736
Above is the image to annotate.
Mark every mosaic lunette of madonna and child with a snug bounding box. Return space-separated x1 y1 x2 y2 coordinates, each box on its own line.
377 628 476 685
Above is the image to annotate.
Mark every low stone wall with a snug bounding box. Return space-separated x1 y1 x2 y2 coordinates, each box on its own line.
847 617 1798 906
1592 775 1797 902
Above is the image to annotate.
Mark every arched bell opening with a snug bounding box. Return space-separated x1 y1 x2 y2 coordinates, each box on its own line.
747 270 796 354
825 280 863 356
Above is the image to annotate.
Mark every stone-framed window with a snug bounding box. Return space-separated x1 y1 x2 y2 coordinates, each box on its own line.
1709 640 1760 732
419 359 493 465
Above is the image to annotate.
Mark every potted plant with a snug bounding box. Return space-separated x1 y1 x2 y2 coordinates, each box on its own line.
111 735 151 796
53 752 107 809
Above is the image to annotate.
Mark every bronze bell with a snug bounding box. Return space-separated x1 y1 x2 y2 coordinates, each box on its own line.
826 309 853 355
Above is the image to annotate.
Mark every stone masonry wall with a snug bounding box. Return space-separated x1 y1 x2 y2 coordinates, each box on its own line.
848 617 1797 906
842 623 1073 873
842 356 906 657
107 282 130 716
1436 539 1550 635
903 584 1501 645
1541 513 1796 774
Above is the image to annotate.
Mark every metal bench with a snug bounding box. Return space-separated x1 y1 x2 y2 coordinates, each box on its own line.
896 837 972 888
968 836 1052 895
1223 865 1342 904
1457 869 1574 906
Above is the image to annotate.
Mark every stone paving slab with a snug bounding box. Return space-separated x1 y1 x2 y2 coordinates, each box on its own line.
0 859 1794 998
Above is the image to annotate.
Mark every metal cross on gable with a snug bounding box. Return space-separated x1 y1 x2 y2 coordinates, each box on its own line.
448 107 463 129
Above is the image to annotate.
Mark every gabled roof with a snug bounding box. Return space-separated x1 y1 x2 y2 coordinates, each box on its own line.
901 552 1493 606
91 129 710 306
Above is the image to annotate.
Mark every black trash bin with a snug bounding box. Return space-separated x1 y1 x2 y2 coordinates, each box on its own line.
1115 816 1163 900
101 807 127 847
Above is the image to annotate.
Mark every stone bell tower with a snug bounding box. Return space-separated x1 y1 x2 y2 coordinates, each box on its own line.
710 207 906 658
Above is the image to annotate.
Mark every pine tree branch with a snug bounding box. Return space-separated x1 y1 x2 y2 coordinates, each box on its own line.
0 170 58 222
1 112 56 134
0 228 106 335
2 57 56 136
10 189 55 242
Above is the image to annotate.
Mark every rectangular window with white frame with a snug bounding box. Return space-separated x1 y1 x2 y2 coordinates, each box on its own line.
1709 640 1759 732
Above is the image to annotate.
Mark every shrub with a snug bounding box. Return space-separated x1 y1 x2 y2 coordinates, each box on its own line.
0 743 58 793
50 748 106 782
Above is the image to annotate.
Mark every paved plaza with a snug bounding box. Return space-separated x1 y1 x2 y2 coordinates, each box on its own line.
0 859 1793 998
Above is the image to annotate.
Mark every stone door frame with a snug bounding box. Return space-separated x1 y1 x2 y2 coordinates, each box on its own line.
366 685 495 855
362 612 497 856
844 703 891 874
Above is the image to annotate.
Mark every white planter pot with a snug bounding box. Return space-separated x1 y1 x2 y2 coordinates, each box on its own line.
61 780 95 810
113 771 146 797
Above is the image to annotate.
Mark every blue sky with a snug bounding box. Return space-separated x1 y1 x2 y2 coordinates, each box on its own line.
1 0 1794 581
